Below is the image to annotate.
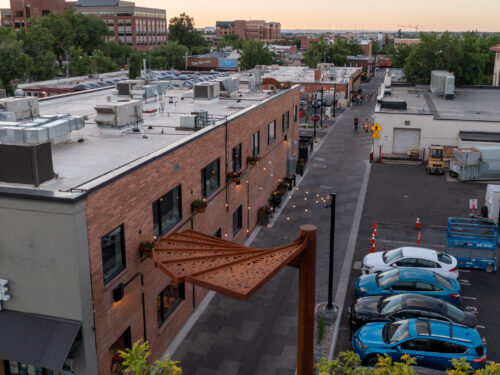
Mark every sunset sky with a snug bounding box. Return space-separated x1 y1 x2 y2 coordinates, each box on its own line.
1 0 499 32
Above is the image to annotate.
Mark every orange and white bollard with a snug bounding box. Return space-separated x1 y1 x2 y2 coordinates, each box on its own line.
417 231 421 247
372 221 377 230
415 217 421 229
370 234 376 245
370 243 376 253
373 227 377 237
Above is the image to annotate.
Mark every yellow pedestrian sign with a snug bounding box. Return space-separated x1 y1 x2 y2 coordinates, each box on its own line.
372 133 380 140
371 123 382 133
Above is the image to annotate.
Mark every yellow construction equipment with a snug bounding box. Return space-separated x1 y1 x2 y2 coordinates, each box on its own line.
427 145 445 174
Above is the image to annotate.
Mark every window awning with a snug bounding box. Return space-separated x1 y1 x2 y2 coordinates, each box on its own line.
0 310 81 371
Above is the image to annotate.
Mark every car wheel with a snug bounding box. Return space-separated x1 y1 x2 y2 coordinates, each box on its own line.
485 264 494 273
365 356 379 367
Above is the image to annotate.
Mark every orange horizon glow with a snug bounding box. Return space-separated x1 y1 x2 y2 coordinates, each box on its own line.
0 0 499 32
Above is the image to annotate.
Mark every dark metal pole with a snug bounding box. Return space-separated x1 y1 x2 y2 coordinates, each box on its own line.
327 193 336 309
320 88 323 129
333 85 336 117
313 101 317 140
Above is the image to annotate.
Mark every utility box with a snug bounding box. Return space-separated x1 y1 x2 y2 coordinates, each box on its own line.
485 184 500 223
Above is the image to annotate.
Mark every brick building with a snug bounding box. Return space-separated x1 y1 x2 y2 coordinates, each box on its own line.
299 35 320 50
394 38 420 47
1 0 65 28
491 44 500 86
67 0 167 50
360 40 373 57
215 19 281 41
0 77 300 375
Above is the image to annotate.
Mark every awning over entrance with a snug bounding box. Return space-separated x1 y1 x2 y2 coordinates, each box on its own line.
0 310 81 371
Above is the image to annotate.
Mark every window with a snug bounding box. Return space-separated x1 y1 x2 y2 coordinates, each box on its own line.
394 258 418 267
415 282 435 291
153 185 182 237
109 327 131 375
252 131 260 157
157 281 185 327
417 258 439 268
282 111 289 133
401 338 428 352
201 159 220 198
232 144 242 172
101 225 126 284
268 120 276 145
233 205 242 237
428 340 466 354
391 281 416 291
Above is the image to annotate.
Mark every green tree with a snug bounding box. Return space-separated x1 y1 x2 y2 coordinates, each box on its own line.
21 23 58 81
118 340 182 375
240 39 274 70
128 53 142 79
217 34 243 50
0 28 32 91
93 49 118 73
303 38 355 68
69 46 93 76
168 13 206 51
147 42 189 70
103 41 134 67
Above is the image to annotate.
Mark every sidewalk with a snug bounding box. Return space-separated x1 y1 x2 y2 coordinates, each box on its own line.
171 76 382 375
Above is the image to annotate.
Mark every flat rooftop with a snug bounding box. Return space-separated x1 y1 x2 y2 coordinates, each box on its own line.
0 85 284 193
376 86 500 122
235 66 361 85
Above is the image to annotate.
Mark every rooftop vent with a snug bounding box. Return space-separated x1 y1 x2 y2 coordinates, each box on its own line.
0 97 39 122
191 110 208 127
431 71 455 100
380 99 407 110
193 82 220 100
116 80 145 96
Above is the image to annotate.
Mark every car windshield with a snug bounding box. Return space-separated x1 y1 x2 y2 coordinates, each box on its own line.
446 303 466 321
435 273 453 290
383 248 403 264
437 253 453 264
380 295 404 313
384 320 410 343
376 269 400 288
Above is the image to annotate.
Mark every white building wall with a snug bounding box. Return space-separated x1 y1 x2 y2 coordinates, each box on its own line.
373 112 500 160
493 52 500 86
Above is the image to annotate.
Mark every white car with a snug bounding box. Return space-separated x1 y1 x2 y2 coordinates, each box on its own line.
361 247 459 279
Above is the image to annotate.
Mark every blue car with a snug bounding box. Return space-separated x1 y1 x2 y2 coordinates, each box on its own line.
352 318 486 371
354 269 461 305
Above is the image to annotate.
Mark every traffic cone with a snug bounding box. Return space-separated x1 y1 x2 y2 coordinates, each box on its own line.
415 217 421 229
370 243 376 253
373 227 377 237
370 234 375 245
417 231 421 247
372 221 377 230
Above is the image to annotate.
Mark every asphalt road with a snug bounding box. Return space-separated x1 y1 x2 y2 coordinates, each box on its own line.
336 163 500 362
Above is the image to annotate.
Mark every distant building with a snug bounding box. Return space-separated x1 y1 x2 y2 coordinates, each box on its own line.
360 40 373 57
299 35 320 50
491 44 500 86
348 56 376 76
1 0 65 28
215 20 281 41
67 0 167 50
394 38 420 47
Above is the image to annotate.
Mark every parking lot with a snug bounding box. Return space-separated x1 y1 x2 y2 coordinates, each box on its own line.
336 163 500 362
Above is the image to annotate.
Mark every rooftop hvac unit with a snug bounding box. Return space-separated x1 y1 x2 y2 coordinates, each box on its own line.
248 76 256 91
0 97 39 121
180 114 198 129
95 100 143 128
430 71 455 95
380 99 407 110
116 80 145 96
191 110 208 127
193 82 220 100
219 78 240 96
444 75 455 100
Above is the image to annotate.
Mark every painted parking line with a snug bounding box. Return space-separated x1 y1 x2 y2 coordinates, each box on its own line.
459 270 471 273
477 325 486 329
462 296 477 301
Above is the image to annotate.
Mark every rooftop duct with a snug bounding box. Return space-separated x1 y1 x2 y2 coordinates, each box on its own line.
0 97 39 122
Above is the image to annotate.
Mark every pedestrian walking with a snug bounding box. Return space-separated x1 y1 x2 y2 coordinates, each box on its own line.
353 116 359 133
363 118 369 133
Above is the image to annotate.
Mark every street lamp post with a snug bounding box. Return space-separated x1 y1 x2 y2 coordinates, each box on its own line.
327 193 336 309
333 85 336 117
313 99 317 140
319 88 324 129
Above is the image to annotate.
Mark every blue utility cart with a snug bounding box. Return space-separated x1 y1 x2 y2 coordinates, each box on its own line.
446 217 498 272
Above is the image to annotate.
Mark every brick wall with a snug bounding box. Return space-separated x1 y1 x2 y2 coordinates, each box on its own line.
85 87 300 375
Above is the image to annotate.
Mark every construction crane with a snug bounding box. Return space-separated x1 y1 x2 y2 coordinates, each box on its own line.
398 25 419 38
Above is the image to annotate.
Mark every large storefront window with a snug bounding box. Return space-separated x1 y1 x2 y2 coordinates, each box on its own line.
157 281 185 328
3 359 74 375
109 328 131 375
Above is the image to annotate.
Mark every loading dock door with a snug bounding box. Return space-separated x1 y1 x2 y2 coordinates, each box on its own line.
392 128 421 154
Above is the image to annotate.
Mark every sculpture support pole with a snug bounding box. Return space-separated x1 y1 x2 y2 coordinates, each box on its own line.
297 224 317 375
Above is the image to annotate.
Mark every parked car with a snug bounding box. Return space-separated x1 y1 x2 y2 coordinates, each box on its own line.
362 247 458 279
354 269 462 305
352 318 486 371
349 294 477 330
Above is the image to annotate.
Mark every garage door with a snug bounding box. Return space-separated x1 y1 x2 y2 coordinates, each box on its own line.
392 128 421 154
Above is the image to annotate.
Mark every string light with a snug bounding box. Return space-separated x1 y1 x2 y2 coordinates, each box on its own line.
286 216 290 221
